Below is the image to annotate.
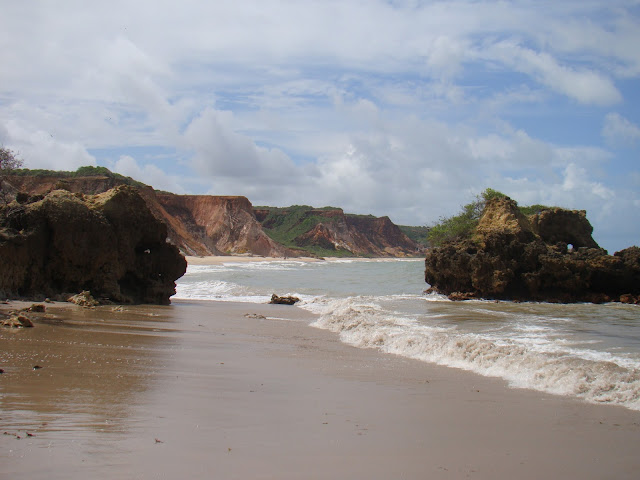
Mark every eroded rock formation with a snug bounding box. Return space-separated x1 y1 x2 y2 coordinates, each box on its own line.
424 197 640 303
0 186 186 304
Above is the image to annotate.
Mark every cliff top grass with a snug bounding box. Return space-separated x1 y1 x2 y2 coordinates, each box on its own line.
11 165 146 189
399 225 429 246
256 205 342 248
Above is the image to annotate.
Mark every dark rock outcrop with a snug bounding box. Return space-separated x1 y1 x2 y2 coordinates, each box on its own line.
425 197 640 303
269 294 300 305
0 186 186 304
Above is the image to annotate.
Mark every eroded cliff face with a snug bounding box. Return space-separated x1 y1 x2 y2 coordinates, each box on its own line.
6 173 424 258
295 214 421 257
156 194 301 257
0 186 186 304
7 175 299 257
346 215 421 257
258 207 423 257
424 197 640 303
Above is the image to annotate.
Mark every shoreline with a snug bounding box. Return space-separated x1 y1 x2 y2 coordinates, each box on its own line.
184 254 424 266
1 298 639 479
185 254 324 265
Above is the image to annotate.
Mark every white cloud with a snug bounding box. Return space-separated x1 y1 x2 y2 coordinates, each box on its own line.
1 121 96 171
468 129 554 170
602 112 640 147
545 14 640 78
182 108 301 184
426 36 468 80
113 155 185 193
485 42 622 106
561 163 614 199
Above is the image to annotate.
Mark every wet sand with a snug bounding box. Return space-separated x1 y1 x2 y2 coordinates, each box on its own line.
1 299 639 479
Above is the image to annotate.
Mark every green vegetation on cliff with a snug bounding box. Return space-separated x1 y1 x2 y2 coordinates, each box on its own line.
427 189 554 246
11 165 146 188
399 225 429 246
255 205 354 257
256 205 336 242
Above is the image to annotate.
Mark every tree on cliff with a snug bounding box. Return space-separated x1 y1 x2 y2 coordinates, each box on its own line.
427 188 506 246
0 146 24 205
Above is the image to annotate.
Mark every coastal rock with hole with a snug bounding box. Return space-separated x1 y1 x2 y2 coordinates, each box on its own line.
424 197 640 303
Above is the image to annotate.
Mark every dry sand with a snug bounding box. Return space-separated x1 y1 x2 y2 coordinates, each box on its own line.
1 299 639 479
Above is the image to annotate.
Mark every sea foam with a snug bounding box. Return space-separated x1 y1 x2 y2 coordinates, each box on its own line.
175 259 640 411
308 296 640 410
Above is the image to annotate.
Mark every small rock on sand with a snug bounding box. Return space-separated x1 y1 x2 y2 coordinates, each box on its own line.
269 294 300 305
67 291 99 307
2 315 34 328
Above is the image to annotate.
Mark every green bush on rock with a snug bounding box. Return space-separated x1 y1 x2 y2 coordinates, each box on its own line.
427 188 506 246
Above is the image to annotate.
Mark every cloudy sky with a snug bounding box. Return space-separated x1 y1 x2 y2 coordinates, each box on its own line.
1 1 639 252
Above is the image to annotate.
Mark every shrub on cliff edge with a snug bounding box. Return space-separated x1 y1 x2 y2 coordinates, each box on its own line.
0 146 24 204
427 188 506 246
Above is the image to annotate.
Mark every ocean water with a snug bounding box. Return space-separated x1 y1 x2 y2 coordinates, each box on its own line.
174 258 640 411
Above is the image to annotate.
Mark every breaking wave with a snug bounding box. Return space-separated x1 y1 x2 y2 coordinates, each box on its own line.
306 297 640 410
175 258 640 411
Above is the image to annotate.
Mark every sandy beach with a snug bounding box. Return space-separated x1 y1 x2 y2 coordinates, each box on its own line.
185 255 325 265
1 298 639 479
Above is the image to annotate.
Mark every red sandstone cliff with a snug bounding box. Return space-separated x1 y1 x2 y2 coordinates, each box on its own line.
6 175 297 257
155 193 301 257
345 215 422 256
6 172 423 258
295 214 421 256
257 206 423 257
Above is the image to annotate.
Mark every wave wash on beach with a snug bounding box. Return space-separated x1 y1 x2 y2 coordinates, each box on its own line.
175 257 640 411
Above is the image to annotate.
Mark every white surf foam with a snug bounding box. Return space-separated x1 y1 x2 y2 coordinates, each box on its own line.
308 297 640 411
174 279 239 299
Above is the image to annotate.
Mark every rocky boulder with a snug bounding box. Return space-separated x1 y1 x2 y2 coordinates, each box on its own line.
269 294 301 305
425 197 640 303
0 186 186 304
